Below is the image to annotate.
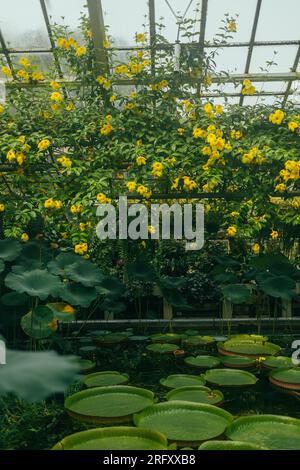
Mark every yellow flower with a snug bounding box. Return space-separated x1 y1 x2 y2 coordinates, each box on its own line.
74 243 88 255
231 130 242 140
66 102 75 111
51 92 63 102
0 104 4 113
148 225 156 234
204 103 213 114
269 109 284 125
50 80 60 90
127 181 136 192
288 121 298 132
21 233 29 242
177 128 185 135
215 104 223 114
100 123 113 135
75 46 87 57
51 103 61 112
17 69 30 81
227 226 237 237
271 230 279 239
96 193 110 204
252 243 260 254
16 152 25 165
44 198 55 209
57 37 69 49
54 200 62 209
0 203 5 212
227 20 237 32
103 39 110 49
1 66 12 77
125 102 136 110
6 150 16 162
135 33 146 43
79 223 86 232
142 59 151 67
38 139 51 151
31 71 44 81
242 79 256 95
110 94 117 103
137 185 151 198
19 57 31 68
115 64 129 74
275 183 286 192
70 205 78 214
193 127 206 139
136 156 146 166
57 155 72 168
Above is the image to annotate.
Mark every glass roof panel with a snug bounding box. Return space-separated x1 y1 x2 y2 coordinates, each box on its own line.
45 0 87 29
250 45 298 73
205 0 257 43
255 0 300 41
210 46 248 74
155 0 200 43
102 0 148 46
0 0 50 50
10 53 54 73
252 81 288 93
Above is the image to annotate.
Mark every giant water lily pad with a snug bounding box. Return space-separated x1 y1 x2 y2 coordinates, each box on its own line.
182 336 215 347
263 356 296 370
221 355 256 369
94 333 128 346
65 386 154 424
226 414 300 450
150 333 182 344
5 269 62 300
146 343 178 354
78 359 96 374
218 340 280 357
230 334 268 342
0 239 22 261
269 368 300 390
205 368 258 387
83 371 129 388
167 386 224 406
184 355 221 369
134 401 233 445
160 374 206 389
199 440 267 450
53 427 170 450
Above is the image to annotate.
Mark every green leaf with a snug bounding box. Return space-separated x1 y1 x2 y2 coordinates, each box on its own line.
47 252 82 275
5 269 62 300
259 275 296 300
126 262 157 282
222 284 251 304
59 284 98 307
1 292 29 306
0 239 22 262
65 260 104 286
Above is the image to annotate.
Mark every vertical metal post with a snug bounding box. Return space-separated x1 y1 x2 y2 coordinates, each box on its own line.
39 0 64 80
149 0 156 77
87 0 109 74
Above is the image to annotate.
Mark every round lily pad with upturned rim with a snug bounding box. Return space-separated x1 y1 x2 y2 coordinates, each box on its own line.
78 359 96 374
160 374 206 389
199 440 267 450
166 386 224 406
218 340 280 357
146 343 178 354
82 371 129 388
263 356 296 370
182 336 215 347
269 368 300 390
221 355 256 369
150 333 182 344
226 414 300 450
65 385 155 425
229 334 268 342
134 401 233 446
184 355 221 369
94 333 128 346
204 368 258 387
52 426 170 450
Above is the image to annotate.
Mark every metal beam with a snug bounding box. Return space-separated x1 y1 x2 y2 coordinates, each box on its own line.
39 0 64 80
197 0 208 94
149 0 156 77
0 28 16 79
239 0 262 105
87 0 109 74
283 44 300 105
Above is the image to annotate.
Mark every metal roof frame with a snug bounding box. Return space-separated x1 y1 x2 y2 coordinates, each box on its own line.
0 0 299 105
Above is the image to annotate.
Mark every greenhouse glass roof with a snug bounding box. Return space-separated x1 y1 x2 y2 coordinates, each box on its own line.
0 0 299 106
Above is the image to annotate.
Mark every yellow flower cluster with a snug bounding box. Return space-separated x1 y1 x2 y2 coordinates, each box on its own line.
230 130 242 140
57 37 87 57
242 79 256 95
242 147 265 165
74 243 88 255
1 65 12 77
16 68 44 82
136 156 146 166
172 176 197 191
177 128 185 136
278 160 300 182
269 109 284 125
137 185 151 198
38 139 51 151
96 75 111 90
152 162 163 177
193 127 207 139
100 115 114 136
44 198 62 209
57 155 72 168
75 46 87 57
6 150 26 165
150 80 168 91
70 203 84 214
96 193 111 204
51 92 63 102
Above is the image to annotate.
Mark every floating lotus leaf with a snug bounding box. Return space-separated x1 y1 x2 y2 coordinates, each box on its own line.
5 269 62 300
184 329 199 336
146 343 178 354
65 385 155 424
204 368 258 387
47 252 81 275
78 359 96 374
150 333 182 344
47 302 76 322
160 374 206 389
89 330 111 337
65 260 104 287
129 335 149 342
199 440 267 450
83 371 129 388
184 355 221 369
226 414 300 450
218 340 280 357
263 356 296 370
269 368 300 390
94 333 128 346
53 427 170 450
59 284 98 307
221 355 256 369
79 346 97 356
182 336 215 347
1 292 29 306
134 401 233 445
0 239 22 262
166 386 224 406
